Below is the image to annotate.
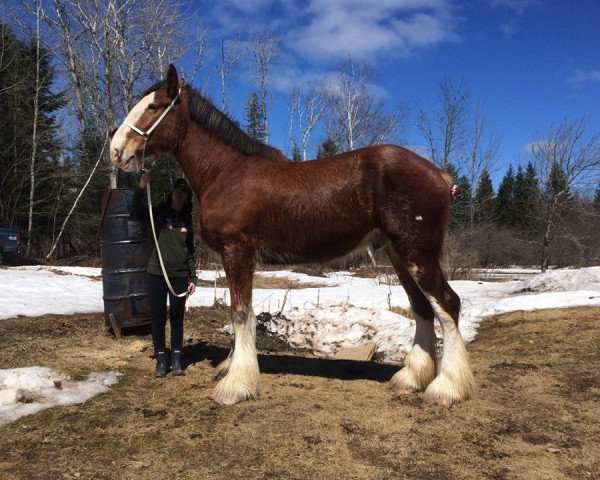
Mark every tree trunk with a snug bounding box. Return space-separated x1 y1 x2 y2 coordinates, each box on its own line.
26 0 42 257
540 206 553 273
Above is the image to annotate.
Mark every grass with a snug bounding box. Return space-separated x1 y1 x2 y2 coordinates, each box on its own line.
1 306 599 479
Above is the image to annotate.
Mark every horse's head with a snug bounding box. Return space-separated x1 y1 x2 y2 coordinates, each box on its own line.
110 64 184 172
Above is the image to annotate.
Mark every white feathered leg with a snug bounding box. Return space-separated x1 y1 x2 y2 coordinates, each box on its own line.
211 307 260 405
424 298 475 406
390 313 437 393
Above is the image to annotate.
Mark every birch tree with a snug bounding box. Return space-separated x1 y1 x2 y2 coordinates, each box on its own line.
288 86 322 160
323 59 408 152
38 0 202 257
25 0 43 256
529 118 600 272
45 0 197 187
216 36 246 113
418 77 470 172
252 29 280 143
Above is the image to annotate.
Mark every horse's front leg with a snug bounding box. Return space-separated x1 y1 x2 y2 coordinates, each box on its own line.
211 245 259 405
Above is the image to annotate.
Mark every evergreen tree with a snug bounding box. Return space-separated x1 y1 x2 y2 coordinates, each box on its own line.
473 169 495 225
316 137 339 158
496 164 516 226
291 142 302 162
244 92 266 141
452 174 472 228
547 162 571 201
513 161 540 233
0 22 65 255
444 163 471 228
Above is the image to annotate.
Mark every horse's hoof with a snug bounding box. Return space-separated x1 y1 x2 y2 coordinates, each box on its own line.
211 388 255 406
389 368 432 394
211 393 240 406
424 393 456 407
423 376 470 407
391 385 418 396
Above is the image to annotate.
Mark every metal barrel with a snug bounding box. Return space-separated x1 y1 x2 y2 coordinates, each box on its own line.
98 188 151 330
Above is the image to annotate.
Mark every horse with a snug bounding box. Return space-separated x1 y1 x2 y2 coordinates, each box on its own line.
110 64 475 407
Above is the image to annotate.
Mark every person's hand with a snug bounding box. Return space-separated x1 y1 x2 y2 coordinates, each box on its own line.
139 170 152 189
187 282 196 295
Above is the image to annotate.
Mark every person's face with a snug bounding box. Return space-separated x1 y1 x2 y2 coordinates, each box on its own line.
171 185 189 211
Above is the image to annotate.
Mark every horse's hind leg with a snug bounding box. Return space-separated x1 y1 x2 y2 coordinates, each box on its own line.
411 256 475 406
385 245 437 394
211 246 260 405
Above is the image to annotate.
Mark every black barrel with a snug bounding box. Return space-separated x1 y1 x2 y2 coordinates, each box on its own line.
98 188 151 330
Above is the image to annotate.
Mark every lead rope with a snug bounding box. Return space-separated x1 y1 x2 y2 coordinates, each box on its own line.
141 137 190 312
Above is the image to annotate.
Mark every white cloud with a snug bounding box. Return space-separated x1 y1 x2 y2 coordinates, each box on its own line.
568 70 600 87
270 68 334 93
288 0 460 61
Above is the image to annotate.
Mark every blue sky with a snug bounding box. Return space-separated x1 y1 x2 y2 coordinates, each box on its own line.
185 0 600 188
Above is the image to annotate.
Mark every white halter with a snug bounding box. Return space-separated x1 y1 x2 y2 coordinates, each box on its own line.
123 89 181 139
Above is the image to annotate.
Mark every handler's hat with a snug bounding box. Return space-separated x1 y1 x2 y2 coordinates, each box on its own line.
173 178 191 195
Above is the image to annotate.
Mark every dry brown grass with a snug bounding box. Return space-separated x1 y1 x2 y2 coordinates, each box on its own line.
197 274 330 290
1 306 599 480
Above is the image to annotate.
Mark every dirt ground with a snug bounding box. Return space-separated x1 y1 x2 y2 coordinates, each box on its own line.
0 305 599 480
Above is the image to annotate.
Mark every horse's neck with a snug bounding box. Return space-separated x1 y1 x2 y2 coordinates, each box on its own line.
177 122 243 195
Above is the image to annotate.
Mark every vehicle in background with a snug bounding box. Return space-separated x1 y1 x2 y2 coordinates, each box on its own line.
0 228 22 264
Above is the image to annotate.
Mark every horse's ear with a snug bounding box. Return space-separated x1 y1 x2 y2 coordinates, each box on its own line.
166 64 179 99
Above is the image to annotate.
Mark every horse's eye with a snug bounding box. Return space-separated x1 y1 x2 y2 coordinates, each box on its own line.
148 103 159 111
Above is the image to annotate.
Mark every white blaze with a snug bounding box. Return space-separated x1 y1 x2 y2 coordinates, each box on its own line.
110 92 156 170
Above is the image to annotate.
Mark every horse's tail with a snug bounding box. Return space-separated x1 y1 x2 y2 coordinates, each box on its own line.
439 169 453 187
438 169 461 201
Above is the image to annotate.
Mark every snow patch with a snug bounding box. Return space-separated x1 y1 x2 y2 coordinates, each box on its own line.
0 367 121 425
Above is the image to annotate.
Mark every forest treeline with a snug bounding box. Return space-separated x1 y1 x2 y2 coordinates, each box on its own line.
1 2 599 272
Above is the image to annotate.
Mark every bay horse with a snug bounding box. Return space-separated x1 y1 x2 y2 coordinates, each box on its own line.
110 65 475 407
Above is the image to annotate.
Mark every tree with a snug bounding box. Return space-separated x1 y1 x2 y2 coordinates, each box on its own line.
216 36 246 113
45 0 198 187
291 142 302 162
252 29 280 143
496 164 516 227
512 162 540 233
322 59 408 152
465 104 500 229
0 20 64 256
446 162 471 229
473 169 495 226
593 183 600 212
244 92 267 141
316 138 339 159
528 118 600 271
418 77 470 172
288 86 322 160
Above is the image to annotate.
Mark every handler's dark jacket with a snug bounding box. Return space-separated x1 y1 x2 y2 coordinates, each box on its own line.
130 188 198 285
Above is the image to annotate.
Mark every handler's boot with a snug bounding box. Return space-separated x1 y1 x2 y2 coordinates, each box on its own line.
171 350 184 376
154 351 168 378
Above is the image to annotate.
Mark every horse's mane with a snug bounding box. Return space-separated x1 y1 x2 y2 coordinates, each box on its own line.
142 82 284 162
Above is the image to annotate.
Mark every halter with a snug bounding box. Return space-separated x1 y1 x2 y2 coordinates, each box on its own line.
123 88 181 170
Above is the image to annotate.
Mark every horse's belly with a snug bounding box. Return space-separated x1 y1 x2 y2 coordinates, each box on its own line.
258 226 381 265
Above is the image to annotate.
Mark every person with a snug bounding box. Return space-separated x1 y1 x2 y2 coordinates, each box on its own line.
130 172 197 377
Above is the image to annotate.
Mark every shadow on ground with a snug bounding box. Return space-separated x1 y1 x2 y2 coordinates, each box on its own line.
182 341 398 383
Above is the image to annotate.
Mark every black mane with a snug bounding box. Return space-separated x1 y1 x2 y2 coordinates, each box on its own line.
142 82 283 162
